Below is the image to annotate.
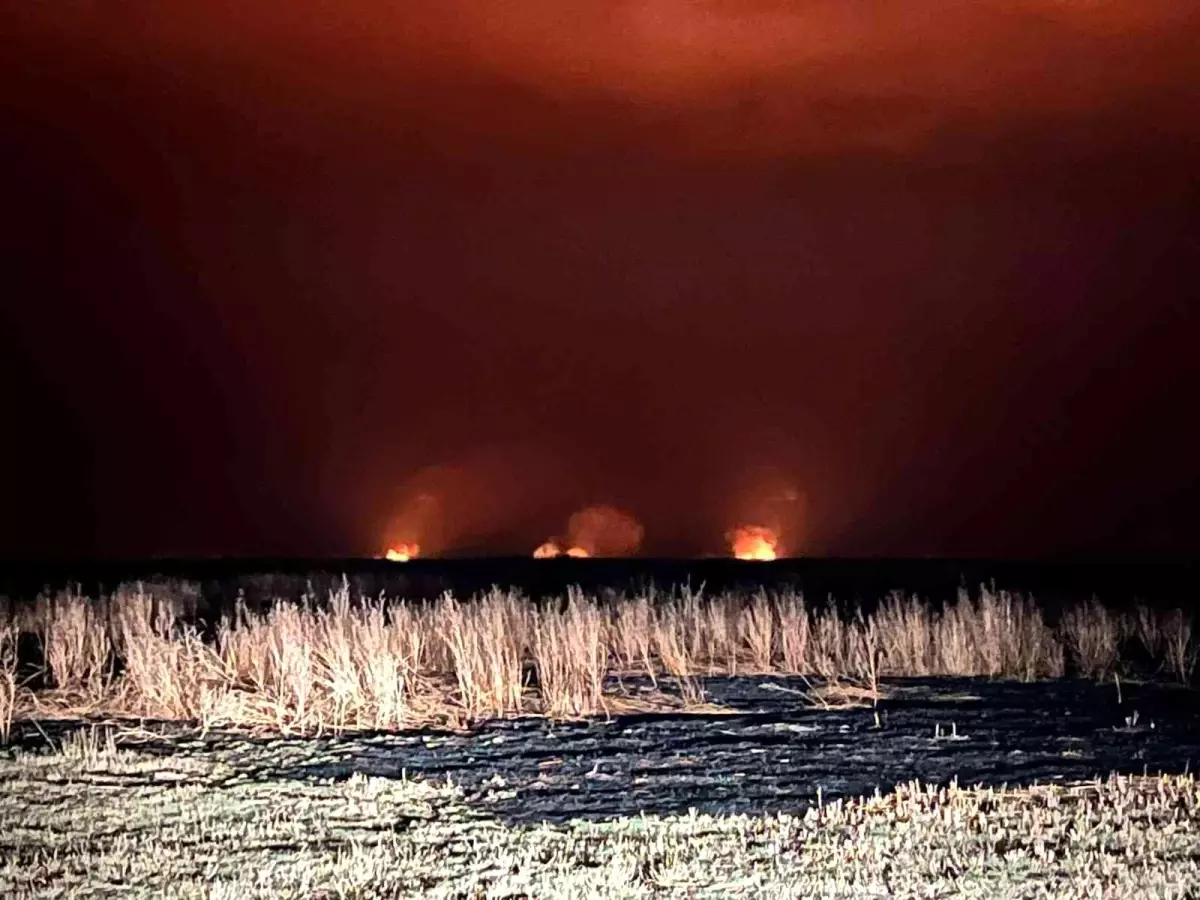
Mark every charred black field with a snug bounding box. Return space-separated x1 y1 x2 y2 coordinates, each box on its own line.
10 674 1199 827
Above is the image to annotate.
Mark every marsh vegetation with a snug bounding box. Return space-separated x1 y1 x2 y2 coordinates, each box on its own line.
1 582 1195 735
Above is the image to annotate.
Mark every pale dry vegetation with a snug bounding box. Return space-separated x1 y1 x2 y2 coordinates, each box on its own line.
1 619 16 744
1 581 1195 737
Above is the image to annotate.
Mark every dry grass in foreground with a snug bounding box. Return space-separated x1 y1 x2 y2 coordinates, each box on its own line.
1 583 1196 735
1 728 1198 899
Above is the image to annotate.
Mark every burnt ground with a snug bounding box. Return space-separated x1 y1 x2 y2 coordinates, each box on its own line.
10 676 1200 827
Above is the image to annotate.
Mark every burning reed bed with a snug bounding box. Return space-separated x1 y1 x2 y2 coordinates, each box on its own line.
0 583 1196 736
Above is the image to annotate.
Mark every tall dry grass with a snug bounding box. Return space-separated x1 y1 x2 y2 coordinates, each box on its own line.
933 589 1063 680
1 579 1194 739
436 589 528 719
532 588 610 718
1 618 16 744
40 590 113 694
776 591 811 675
212 591 431 732
1161 610 1199 684
1061 598 1122 679
112 586 224 721
740 592 775 672
611 595 657 683
1131 606 1198 684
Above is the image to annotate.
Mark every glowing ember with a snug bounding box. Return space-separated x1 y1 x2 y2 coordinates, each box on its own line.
384 543 419 562
729 526 780 561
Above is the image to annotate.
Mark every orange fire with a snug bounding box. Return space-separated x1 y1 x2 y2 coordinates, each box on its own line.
384 543 419 562
729 526 780 561
533 540 590 559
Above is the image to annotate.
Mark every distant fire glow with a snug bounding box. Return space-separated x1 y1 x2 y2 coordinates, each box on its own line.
533 540 590 559
384 543 419 562
534 504 643 559
729 526 780 561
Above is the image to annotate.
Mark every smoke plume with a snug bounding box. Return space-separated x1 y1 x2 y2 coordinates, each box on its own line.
565 505 644 557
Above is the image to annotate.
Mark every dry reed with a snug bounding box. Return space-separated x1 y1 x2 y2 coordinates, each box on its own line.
1134 606 1199 684
0 621 16 744
1 579 1192 739
1061 598 1122 679
531 588 610 717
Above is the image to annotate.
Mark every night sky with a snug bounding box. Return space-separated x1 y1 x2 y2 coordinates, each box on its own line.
4 1 1199 560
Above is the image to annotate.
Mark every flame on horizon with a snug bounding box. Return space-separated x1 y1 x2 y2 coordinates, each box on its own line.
533 540 561 558
532 539 591 558
728 525 780 561
384 543 420 562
